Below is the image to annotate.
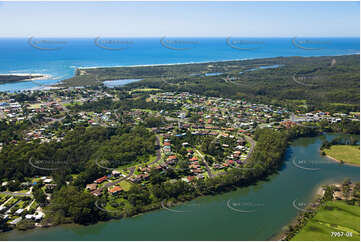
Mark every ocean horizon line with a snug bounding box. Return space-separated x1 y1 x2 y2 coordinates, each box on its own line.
0 36 359 39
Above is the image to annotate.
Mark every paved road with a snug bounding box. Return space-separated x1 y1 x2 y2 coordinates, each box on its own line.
101 167 135 190
292 74 318 88
243 135 256 162
214 135 256 177
210 133 223 144
44 116 66 124
0 197 14 207
149 135 161 165
222 76 241 86
195 149 213 178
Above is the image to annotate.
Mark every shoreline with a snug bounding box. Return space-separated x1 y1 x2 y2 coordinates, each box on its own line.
270 185 325 241
0 73 52 82
60 53 360 88
276 181 360 241
1 176 336 240
76 53 360 70
0 53 358 91
325 154 360 167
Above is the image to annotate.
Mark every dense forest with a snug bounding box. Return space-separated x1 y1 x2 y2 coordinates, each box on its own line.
61 55 360 113
0 125 156 184
0 120 30 144
70 95 180 113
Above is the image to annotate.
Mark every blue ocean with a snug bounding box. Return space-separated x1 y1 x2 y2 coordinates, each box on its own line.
0 37 359 92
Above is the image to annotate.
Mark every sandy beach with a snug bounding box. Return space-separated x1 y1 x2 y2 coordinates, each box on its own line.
0 73 52 81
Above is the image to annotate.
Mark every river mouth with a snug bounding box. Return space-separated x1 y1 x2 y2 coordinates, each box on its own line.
1 133 359 241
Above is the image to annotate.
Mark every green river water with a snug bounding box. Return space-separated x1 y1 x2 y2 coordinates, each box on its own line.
1 133 360 241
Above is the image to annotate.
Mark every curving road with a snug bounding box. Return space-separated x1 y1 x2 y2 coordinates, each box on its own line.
243 135 256 162
101 167 135 190
214 134 256 177
149 135 161 165
195 149 213 178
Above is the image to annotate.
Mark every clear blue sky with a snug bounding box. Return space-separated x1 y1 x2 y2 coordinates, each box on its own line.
0 1 359 37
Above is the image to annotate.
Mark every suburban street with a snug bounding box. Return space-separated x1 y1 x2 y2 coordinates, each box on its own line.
195 149 213 178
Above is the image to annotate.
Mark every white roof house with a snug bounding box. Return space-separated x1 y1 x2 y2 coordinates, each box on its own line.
25 214 34 220
9 217 22 225
15 208 24 215
43 178 53 184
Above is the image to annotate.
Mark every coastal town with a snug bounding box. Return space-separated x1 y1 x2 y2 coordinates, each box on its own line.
0 86 359 229
0 0 360 240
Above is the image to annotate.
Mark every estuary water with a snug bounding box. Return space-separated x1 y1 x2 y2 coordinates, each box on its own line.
1 133 359 241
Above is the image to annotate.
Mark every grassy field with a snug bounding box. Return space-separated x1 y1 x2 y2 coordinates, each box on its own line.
324 145 360 166
131 88 161 93
117 180 132 191
292 201 360 241
28 103 42 109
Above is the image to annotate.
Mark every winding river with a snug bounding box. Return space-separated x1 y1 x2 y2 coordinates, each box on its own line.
1 133 359 241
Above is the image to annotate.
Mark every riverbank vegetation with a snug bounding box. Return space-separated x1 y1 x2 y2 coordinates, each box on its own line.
320 136 360 165
92 127 290 219
90 126 320 221
284 180 360 241
324 145 360 166
291 200 360 241
0 123 333 227
75 126 331 222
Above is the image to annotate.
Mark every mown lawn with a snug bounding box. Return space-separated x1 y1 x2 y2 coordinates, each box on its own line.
324 145 360 165
131 88 160 93
117 180 132 191
292 201 360 241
